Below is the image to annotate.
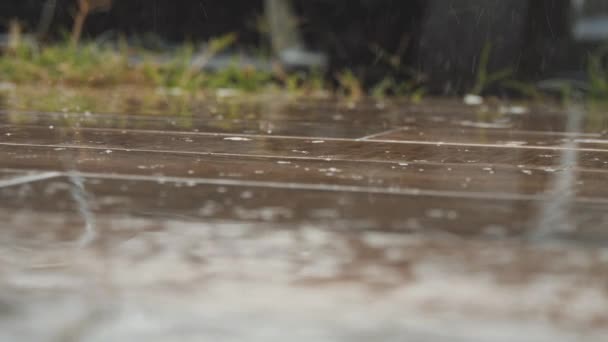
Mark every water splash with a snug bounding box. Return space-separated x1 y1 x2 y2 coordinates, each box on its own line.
67 171 97 247
532 104 584 239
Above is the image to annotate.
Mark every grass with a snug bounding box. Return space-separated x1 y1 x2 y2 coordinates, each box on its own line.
581 46 608 132
371 77 426 103
470 43 515 96
0 41 133 85
0 35 285 114
0 34 376 113
587 46 608 102
0 19 435 113
368 43 427 102
5 32 607 116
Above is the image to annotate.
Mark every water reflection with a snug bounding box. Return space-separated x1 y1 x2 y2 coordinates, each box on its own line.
1 96 608 340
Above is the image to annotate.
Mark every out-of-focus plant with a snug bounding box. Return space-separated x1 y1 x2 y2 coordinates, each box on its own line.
587 46 608 102
336 69 363 101
369 41 426 102
0 39 131 85
470 43 515 96
371 77 426 103
71 0 113 45
143 33 239 91
584 46 608 132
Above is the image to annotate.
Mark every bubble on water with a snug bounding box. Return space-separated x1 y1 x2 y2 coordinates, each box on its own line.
499 105 529 115
319 167 342 173
459 120 512 129
425 209 459 220
505 141 527 146
234 206 293 221
463 94 484 105
224 137 251 141
240 191 254 199
483 225 508 238
199 201 222 216
309 208 340 219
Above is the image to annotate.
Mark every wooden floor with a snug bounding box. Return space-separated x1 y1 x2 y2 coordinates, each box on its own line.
0 100 607 341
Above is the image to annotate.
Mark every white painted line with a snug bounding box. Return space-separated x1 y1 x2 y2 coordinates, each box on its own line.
356 127 407 141
363 139 608 152
0 172 61 188
0 123 360 142
3 124 608 152
71 171 608 204
1 142 608 174
0 142 347 161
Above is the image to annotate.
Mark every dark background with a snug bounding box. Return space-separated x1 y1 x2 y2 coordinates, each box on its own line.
0 0 586 93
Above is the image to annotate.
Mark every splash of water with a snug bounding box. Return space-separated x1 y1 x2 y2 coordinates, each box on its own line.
532 103 584 239
67 171 97 247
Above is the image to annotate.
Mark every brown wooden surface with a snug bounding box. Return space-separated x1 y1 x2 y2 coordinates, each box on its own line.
0 100 607 341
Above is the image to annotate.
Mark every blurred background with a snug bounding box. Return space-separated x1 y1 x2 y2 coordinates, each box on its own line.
1 0 607 96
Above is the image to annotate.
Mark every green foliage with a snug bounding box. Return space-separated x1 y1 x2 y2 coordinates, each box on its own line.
142 44 204 91
587 46 608 102
583 47 608 132
0 31 447 105
142 34 238 91
202 63 273 92
369 43 426 101
470 43 515 96
371 77 426 102
0 42 130 85
336 70 363 100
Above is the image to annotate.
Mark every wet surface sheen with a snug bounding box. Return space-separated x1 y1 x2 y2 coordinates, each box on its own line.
1 100 608 341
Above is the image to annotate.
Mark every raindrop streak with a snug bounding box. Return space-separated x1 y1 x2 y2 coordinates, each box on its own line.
68 171 97 247
532 103 583 239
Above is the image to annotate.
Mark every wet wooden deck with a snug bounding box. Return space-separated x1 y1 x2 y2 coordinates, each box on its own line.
0 100 607 341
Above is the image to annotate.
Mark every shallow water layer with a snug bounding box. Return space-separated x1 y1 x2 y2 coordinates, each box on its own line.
0 99 607 341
